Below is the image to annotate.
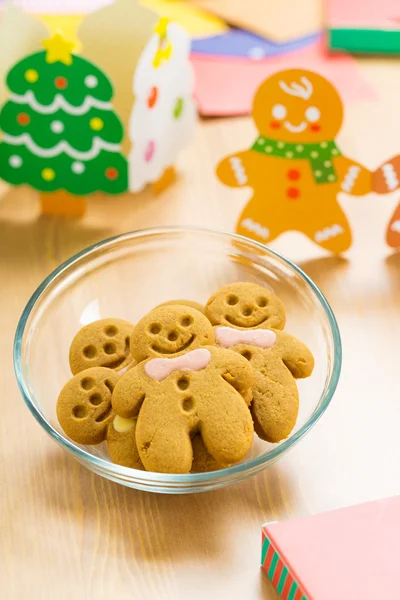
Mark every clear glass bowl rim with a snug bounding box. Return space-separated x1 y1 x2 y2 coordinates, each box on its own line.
14 226 342 485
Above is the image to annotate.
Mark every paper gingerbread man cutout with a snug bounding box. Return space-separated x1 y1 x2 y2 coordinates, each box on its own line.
373 155 400 248
216 69 371 253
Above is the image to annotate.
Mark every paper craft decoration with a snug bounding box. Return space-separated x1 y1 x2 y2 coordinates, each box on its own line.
129 18 196 192
191 0 322 43
191 28 319 60
0 32 128 217
0 2 196 216
373 155 400 248
79 0 158 155
216 69 372 253
328 0 400 55
141 0 228 38
262 496 400 600
191 37 375 117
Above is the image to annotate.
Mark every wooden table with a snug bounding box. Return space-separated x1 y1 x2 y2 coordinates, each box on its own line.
1 58 400 599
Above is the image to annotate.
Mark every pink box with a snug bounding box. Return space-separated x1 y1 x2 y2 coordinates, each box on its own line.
262 496 400 600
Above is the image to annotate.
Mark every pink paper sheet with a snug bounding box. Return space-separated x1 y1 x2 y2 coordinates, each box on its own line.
191 37 376 116
263 496 400 600
327 0 400 29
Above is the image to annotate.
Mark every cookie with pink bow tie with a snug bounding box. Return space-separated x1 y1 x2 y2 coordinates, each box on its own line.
205 282 314 443
112 345 254 474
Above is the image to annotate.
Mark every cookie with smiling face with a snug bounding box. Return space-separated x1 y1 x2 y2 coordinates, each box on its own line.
112 346 254 473
130 305 214 363
206 282 314 443
205 282 286 331
57 367 118 445
69 318 135 375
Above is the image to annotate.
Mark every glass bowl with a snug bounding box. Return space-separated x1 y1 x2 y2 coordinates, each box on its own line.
14 227 341 494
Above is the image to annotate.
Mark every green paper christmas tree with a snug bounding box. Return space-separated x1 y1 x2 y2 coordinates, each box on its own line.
0 33 128 215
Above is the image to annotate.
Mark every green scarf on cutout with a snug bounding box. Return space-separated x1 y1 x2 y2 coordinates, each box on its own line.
251 136 342 184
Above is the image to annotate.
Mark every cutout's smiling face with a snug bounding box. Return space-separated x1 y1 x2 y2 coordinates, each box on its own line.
253 69 343 144
205 282 286 331
131 305 214 362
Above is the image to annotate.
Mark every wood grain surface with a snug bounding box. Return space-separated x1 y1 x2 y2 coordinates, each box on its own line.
1 58 400 599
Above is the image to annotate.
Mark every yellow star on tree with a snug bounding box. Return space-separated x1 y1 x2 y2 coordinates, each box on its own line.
154 17 170 37
42 33 75 66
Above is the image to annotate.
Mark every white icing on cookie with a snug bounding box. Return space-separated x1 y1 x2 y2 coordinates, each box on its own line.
229 156 248 185
341 165 361 192
391 220 400 233
145 348 211 381
241 217 269 239
314 224 344 243
215 326 276 349
382 163 399 191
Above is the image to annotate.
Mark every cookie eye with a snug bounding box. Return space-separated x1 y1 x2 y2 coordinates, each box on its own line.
81 377 95 390
241 350 252 361
89 393 102 406
83 345 97 359
103 343 116 355
180 316 193 327
272 104 287 120
149 323 161 334
256 297 268 307
72 405 87 418
104 325 118 336
227 294 239 305
305 106 320 123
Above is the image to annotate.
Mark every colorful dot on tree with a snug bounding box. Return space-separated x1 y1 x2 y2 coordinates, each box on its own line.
147 86 158 109
105 167 118 180
54 76 68 90
173 97 184 119
25 69 39 83
42 168 55 181
72 161 85 174
84 75 98 88
90 117 104 131
9 155 22 168
17 112 30 126
144 140 155 163
51 120 64 134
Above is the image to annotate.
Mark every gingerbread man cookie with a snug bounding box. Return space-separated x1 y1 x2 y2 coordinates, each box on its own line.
217 69 371 253
57 367 118 445
130 304 214 363
69 318 134 375
205 283 314 442
112 347 254 473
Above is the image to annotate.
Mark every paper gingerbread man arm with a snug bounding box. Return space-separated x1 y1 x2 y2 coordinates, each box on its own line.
216 150 266 188
372 155 400 194
274 331 314 379
112 366 147 418
334 156 372 196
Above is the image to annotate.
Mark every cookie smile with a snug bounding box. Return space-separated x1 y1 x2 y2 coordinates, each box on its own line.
104 355 129 369
152 334 195 355
284 121 307 133
226 315 268 328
